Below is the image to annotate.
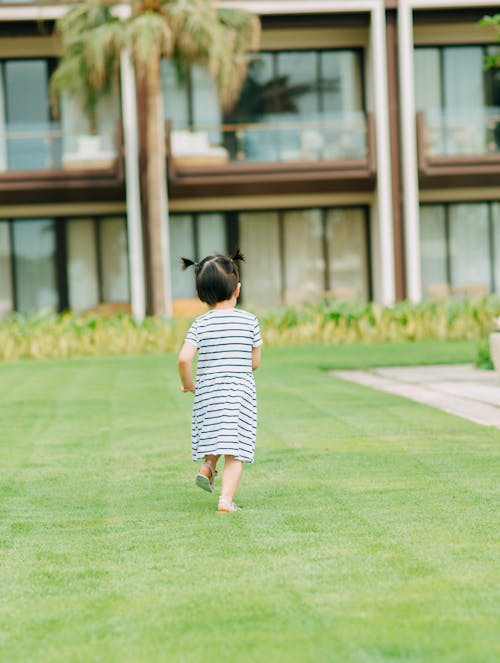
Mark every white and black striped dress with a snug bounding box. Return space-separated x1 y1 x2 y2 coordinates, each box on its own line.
185 308 263 463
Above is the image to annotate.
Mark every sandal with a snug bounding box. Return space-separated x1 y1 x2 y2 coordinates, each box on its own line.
195 461 218 493
218 497 239 513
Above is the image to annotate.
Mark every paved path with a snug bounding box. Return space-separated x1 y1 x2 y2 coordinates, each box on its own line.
332 364 500 429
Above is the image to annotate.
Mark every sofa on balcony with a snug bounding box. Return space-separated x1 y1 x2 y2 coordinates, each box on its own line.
170 130 229 167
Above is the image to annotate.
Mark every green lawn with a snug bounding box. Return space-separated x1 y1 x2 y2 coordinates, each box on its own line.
0 341 498 663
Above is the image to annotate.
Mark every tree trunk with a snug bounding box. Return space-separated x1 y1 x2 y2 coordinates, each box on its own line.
144 56 172 317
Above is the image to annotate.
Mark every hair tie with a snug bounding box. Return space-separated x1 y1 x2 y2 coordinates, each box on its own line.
231 248 245 263
181 257 198 271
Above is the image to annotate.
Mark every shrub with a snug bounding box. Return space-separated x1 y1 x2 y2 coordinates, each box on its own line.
0 310 190 362
475 339 494 370
1 296 499 362
257 296 500 346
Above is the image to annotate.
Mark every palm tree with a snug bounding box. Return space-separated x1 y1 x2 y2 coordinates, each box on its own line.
51 0 260 316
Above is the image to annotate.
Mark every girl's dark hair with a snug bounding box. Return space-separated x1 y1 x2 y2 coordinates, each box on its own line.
181 248 245 305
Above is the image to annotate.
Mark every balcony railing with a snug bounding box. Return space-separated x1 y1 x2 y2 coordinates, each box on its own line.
0 123 118 173
420 107 500 158
168 113 369 168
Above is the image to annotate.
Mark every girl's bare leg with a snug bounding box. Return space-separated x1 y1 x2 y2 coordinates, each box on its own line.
205 454 219 471
221 455 243 504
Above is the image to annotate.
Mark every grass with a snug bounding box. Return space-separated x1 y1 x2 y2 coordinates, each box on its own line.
0 340 498 663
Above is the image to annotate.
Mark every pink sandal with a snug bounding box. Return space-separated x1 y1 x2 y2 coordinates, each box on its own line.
218 497 239 512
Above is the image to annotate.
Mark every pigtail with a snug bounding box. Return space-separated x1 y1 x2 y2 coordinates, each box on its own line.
231 247 245 263
181 257 197 271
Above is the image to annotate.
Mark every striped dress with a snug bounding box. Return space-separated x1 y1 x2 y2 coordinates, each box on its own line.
185 308 263 463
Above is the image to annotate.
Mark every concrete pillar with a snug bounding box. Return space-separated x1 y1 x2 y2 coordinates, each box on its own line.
120 50 146 322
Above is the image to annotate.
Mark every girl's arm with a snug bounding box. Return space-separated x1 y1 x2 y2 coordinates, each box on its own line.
252 346 261 371
178 341 198 392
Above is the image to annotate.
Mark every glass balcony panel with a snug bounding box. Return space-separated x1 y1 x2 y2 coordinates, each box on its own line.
0 122 117 172
170 112 367 166
423 107 500 157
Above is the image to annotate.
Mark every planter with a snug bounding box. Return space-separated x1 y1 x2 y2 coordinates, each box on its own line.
489 332 500 375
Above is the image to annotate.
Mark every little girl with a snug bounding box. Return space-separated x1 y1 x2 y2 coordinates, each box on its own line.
177 249 262 513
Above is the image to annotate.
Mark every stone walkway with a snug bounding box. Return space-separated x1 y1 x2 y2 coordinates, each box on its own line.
332 364 500 429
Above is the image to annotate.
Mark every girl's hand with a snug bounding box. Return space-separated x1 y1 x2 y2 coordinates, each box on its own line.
178 342 197 395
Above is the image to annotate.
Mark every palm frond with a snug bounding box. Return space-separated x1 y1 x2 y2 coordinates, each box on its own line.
167 0 217 62
57 1 116 51
52 2 123 128
52 0 260 122
83 21 124 89
127 11 174 63
209 8 261 111
217 7 260 54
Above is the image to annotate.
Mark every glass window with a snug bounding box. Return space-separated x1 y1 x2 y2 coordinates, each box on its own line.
414 48 441 113
0 66 6 172
230 54 275 123
449 204 490 293
161 59 190 129
444 47 486 154
191 64 222 144
321 51 363 114
0 221 13 316
277 52 318 120
321 52 365 159
273 52 317 161
443 47 484 111
485 46 500 152
4 60 51 170
99 218 129 302
326 208 368 300
239 211 281 308
163 49 365 163
169 214 196 299
67 219 99 312
415 46 499 156
12 219 57 313
492 203 500 294
197 213 226 258
414 48 444 155
485 45 500 107
420 205 448 298
283 209 324 304
61 88 120 164
227 53 277 162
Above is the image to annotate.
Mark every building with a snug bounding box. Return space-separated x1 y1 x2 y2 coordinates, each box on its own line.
0 0 499 317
